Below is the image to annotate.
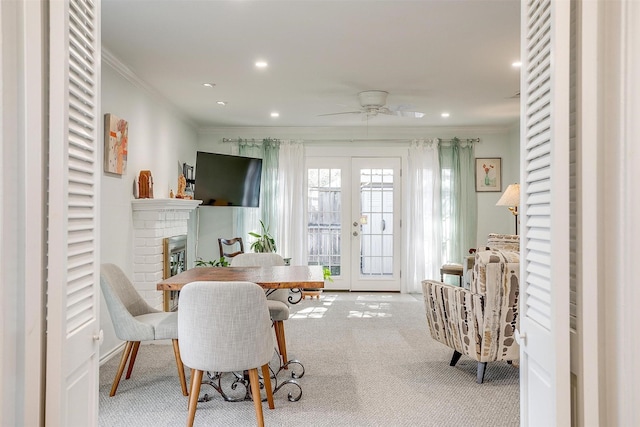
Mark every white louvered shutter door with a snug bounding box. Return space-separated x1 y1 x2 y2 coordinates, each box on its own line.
519 0 571 425
46 0 101 424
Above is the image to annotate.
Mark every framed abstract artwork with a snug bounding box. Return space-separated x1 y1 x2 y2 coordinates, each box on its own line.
104 113 128 175
475 157 502 192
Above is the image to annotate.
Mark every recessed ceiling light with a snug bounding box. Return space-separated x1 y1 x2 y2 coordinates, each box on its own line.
203 83 215 88
255 61 268 68
270 112 279 118
216 101 227 106
512 61 522 68
441 112 450 118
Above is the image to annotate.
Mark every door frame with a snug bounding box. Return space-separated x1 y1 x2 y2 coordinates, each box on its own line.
0 0 47 425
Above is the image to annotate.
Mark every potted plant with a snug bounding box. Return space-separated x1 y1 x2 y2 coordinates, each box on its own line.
194 256 229 267
248 220 276 253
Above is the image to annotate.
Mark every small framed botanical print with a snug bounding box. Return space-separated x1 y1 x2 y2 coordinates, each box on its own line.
475 157 502 192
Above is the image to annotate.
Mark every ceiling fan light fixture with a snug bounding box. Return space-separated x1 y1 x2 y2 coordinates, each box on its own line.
319 90 424 120
358 90 388 107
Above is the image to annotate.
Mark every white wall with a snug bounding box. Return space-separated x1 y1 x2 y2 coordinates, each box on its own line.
474 123 521 245
196 125 520 263
99 58 198 359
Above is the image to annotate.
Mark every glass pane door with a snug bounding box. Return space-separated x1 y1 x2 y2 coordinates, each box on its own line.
306 157 401 291
351 158 401 291
306 158 351 290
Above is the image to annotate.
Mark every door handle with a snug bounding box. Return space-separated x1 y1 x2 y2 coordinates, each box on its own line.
93 329 104 344
353 231 358 237
515 329 526 345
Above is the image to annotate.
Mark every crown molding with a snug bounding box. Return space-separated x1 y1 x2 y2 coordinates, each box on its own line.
102 47 197 129
197 125 513 140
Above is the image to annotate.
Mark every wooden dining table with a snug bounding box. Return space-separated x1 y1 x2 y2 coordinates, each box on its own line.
157 264 323 403
156 265 325 292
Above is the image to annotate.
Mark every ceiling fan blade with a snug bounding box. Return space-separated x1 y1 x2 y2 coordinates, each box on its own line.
381 107 425 118
318 111 363 117
392 110 425 118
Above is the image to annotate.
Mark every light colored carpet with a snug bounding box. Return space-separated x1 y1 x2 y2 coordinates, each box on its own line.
99 292 519 426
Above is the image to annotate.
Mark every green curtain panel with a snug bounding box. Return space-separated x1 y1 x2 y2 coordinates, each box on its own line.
236 139 280 249
438 138 477 265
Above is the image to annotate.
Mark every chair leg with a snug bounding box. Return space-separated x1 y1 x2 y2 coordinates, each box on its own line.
477 362 488 384
248 368 265 427
172 339 188 396
186 369 203 427
188 368 195 408
125 341 141 379
449 350 462 367
273 321 288 369
110 341 134 396
261 364 275 410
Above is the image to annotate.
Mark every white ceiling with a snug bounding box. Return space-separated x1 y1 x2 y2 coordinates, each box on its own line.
101 0 521 129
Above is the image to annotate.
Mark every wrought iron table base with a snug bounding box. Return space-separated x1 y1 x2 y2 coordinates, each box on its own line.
197 353 305 403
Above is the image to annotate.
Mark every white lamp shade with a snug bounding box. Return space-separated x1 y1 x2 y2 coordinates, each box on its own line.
496 183 520 207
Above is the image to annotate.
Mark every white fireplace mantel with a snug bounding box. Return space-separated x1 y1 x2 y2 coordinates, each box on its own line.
131 198 202 212
130 198 201 309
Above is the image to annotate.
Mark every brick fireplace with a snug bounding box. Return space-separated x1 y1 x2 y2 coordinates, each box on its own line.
131 199 201 309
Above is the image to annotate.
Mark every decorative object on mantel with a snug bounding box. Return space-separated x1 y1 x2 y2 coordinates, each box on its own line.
103 113 128 175
169 189 174 198
182 162 195 198
475 157 502 192
138 170 154 199
176 174 187 198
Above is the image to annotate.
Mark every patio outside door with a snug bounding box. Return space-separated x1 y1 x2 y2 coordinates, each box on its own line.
307 157 401 291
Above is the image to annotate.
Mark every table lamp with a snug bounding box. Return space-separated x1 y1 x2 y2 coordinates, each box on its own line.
496 183 520 234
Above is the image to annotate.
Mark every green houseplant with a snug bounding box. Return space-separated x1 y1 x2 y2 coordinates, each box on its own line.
249 220 276 253
194 256 228 267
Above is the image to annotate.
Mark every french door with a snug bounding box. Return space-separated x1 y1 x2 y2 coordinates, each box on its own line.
306 157 401 291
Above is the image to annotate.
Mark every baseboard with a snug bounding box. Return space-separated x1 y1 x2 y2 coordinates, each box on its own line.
99 342 125 366
99 340 175 366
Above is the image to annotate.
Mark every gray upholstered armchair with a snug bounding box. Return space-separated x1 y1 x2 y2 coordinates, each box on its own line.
422 248 520 383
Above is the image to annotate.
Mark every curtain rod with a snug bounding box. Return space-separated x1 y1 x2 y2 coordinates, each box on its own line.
221 138 480 144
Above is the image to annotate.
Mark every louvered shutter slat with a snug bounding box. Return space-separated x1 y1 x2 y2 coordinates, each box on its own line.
65 0 97 334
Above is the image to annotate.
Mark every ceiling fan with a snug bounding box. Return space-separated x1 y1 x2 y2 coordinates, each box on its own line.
319 90 425 119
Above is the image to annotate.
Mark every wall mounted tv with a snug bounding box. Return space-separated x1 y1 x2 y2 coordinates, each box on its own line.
193 151 262 207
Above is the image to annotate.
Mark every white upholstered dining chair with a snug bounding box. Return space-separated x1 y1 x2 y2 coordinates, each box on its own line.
230 253 291 368
178 281 275 427
100 263 188 396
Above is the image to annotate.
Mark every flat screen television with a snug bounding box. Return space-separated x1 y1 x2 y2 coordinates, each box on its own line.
193 151 262 207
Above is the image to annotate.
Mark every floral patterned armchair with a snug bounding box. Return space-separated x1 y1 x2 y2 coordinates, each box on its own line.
422 248 520 383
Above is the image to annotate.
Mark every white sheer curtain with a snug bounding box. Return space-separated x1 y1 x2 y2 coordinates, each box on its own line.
276 141 306 265
232 139 280 248
404 139 442 293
